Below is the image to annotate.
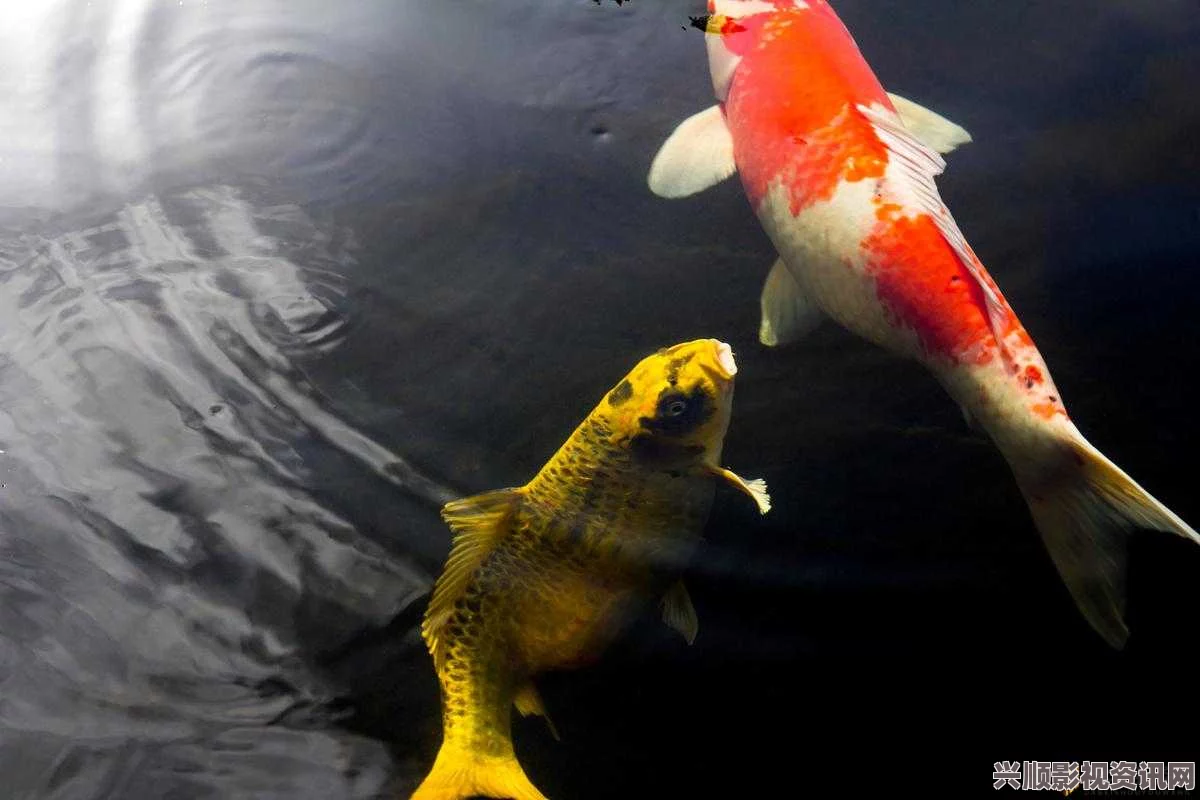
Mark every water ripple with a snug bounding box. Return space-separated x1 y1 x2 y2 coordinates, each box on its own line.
0 184 448 796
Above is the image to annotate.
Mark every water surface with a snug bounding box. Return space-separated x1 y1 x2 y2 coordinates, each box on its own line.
1 1 1198 796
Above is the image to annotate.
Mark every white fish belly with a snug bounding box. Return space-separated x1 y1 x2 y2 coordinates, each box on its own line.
756 175 1074 461
755 176 925 359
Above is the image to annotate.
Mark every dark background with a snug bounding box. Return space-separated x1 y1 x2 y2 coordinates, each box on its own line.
1 0 1197 796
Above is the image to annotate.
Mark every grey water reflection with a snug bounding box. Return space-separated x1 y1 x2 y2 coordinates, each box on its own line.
0 185 454 798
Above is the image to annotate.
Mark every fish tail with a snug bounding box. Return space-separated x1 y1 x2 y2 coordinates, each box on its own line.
410 740 547 800
1010 424 1199 649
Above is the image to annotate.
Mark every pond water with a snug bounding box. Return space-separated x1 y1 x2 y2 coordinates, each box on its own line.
1 1 1197 797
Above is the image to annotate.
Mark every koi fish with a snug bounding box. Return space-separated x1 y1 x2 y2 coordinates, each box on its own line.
647 0 1197 648
412 339 769 800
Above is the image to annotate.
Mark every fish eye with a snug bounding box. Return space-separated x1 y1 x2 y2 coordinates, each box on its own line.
640 388 712 438
663 397 689 417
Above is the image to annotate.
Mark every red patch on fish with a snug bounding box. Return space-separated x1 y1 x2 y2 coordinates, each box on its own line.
719 6 890 214
709 0 1073 424
875 202 904 222
1032 401 1063 420
863 212 1011 363
714 16 747 35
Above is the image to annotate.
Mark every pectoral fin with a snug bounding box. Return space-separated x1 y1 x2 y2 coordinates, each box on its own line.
707 466 771 515
661 580 699 645
514 682 560 741
886 93 973 155
422 488 522 672
959 403 978 432
760 257 825 347
648 105 737 199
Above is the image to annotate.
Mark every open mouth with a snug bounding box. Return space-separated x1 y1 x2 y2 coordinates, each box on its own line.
713 339 738 378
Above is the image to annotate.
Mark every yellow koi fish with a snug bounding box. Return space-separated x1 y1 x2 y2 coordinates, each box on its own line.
411 338 769 800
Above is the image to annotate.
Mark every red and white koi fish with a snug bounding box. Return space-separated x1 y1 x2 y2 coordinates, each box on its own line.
648 0 1197 648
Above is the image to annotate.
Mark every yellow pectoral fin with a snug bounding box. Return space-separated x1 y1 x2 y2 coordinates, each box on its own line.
514 682 560 741
661 580 699 646
708 466 771 515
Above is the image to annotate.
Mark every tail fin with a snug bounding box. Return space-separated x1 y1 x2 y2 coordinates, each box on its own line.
1015 427 1199 649
410 742 547 800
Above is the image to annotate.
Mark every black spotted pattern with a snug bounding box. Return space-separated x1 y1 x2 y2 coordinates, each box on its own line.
638 385 713 437
607 379 633 407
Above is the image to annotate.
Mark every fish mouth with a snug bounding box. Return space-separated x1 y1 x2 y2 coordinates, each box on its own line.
711 339 737 379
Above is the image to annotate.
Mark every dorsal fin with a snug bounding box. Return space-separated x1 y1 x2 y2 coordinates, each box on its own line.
857 102 1012 351
885 93 973 155
421 488 522 671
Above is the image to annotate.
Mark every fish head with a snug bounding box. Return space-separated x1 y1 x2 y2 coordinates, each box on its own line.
604 339 738 468
700 0 814 102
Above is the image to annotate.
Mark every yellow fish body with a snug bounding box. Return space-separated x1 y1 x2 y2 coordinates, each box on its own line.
412 338 770 800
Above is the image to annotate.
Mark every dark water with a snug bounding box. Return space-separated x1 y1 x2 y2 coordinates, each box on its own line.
1 1 1198 797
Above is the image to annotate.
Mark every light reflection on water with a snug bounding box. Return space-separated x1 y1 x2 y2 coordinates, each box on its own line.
0 185 448 798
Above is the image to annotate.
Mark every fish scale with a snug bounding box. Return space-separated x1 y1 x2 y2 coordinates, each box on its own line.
649 0 1199 652
412 339 770 800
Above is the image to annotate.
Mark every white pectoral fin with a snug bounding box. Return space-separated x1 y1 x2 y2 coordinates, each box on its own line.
760 257 825 347
647 105 737 199
886 93 973 155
